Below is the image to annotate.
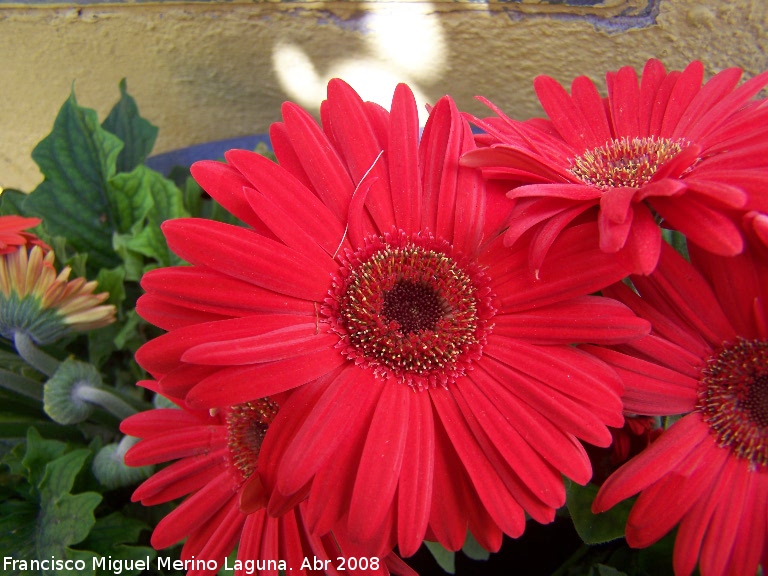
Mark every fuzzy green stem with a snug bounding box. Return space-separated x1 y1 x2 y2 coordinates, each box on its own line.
0 368 43 401
74 385 137 420
114 435 140 459
13 331 60 377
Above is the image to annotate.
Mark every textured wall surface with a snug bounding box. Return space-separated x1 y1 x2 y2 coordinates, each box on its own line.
1 0 766 190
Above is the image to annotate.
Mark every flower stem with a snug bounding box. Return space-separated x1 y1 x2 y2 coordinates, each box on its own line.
13 331 60 377
114 435 140 459
0 368 43 401
74 385 138 420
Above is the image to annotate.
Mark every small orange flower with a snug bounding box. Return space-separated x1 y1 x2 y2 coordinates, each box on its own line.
0 244 115 344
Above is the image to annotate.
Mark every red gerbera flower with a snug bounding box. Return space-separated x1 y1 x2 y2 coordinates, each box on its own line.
0 215 50 254
121 382 414 576
135 80 650 557
462 59 768 275
586 243 768 576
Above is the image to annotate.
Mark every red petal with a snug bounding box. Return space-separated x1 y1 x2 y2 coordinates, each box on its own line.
650 195 744 256
471 364 592 484
600 186 637 224
534 75 598 151
608 65 641 137
427 421 470 551
571 75 612 144
388 84 422 235
280 101 354 218
638 59 668 136
275 366 382 496
151 474 237 549
132 451 225 505
686 69 768 141
486 337 624 432
124 426 227 466
454 377 565 510
189 160 265 231
673 67 742 137
348 386 410 542
162 218 333 301
120 407 208 437
186 347 346 408
493 295 649 345
583 345 698 416
137 294 230 331
182 324 338 366
507 182 601 201
619 202 662 275
461 145 573 182
325 79 395 233
698 457 753 576
397 392 435 557
430 390 527 538
498 223 633 312
242 185 337 263
624 439 726 547
140 266 316 318
593 414 708 512
659 61 705 137
136 314 302 374
419 96 460 240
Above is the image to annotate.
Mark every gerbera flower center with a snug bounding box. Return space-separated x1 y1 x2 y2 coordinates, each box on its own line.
569 136 688 189
697 338 768 468
226 399 279 481
325 231 494 390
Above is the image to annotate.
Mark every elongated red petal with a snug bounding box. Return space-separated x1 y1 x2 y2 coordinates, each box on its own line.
593 414 708 512
186 347 346 408
493 295 649 345
348 386 410 542
163 218 333 301
388 84 422 235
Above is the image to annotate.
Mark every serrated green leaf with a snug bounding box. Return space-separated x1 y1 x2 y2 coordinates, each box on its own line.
566 481 634 545
24 89 123 274
106 167 155 235
112 234 146 282
36 449 102 566
96 267 126 309
0 189 29 216
118 166 188 266
3 432 102 575
81 512 156 576
102 79 158 174
424 541 455 574
22 427 67 488
113 309 145 352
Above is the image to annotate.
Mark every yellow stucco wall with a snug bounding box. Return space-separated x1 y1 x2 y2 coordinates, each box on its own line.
1 0 766 191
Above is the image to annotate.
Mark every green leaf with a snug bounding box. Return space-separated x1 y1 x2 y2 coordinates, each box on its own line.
461 530 490 561
24 89 123 273
105 167 155 235
21 427 67 488
81 512 156 576
3 429 102 575
566 481 634 545
36 449 102 555
102 79 159 174
113 309 146 352
116 166 188 266
0 189 29 216
424 541 455 574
